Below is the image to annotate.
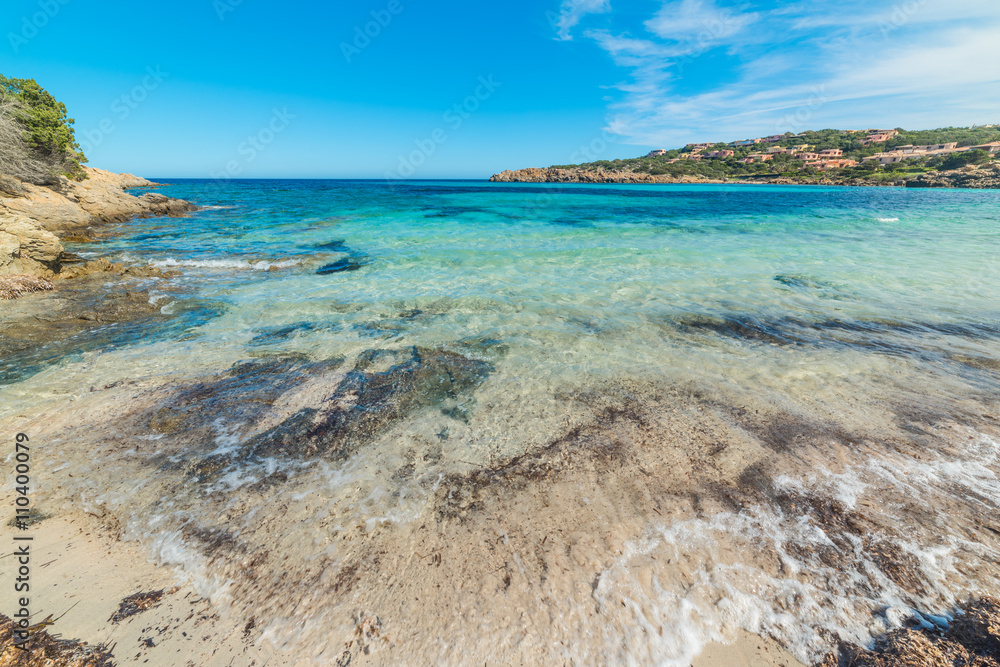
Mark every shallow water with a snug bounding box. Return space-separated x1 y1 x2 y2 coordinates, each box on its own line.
3 180 1000 665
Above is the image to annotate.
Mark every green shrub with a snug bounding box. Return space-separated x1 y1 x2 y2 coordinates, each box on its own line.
0 74 86 180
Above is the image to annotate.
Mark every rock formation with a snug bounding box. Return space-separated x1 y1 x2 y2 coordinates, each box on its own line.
0 167 197 296
0 213 63 277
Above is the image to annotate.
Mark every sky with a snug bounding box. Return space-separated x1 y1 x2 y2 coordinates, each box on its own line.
2 0 999 178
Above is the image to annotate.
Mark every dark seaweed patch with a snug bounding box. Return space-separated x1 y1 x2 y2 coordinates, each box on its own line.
317 256 370 274
147 355 338 439
0 614 115 665
191 347 494 481
774 274 834 291
422 206 488 218
0 296 223 386
109 590 167 624
742 412 857 453
817 597 1000 667
251 321 339 344
316 239 349 251
434 404 640 522
674 314 804 346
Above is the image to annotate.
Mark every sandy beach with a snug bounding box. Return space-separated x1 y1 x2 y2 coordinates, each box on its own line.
4 175 1000 667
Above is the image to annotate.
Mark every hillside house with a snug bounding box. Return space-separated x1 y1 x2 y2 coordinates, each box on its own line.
861 129 899 145
647 149 668 157
818 149 844 157
806 159 858 170
703 150 735 159
971 142 1000 154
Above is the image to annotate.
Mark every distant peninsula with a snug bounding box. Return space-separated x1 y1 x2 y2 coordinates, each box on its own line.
491 126 1000 188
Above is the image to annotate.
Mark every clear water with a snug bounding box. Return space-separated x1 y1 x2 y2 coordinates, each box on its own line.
3 180 1000 665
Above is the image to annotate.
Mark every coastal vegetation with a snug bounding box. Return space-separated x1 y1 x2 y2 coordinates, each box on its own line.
546 126 1000 185
0 75 86 184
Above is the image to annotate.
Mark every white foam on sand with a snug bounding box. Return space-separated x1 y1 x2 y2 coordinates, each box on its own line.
591 430 1000 666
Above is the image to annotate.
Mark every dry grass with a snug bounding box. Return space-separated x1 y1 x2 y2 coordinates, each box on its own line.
0 275 53 300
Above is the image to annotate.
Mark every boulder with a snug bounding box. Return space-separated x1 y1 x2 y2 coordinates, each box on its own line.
0 213 63 277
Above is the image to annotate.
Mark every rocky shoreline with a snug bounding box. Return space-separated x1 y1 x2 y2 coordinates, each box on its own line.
490 163 1000 188
0 167 196 289
0 168 199 386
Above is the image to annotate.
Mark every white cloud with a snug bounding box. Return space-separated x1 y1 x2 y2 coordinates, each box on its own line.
554 0 612 41
572 0 1000 146
645 0 758 44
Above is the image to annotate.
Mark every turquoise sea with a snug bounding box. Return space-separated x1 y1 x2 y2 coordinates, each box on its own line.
4 180 1000 665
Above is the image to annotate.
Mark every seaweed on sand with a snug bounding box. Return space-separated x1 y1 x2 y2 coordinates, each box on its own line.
815 597 1000 666
0 614 114 666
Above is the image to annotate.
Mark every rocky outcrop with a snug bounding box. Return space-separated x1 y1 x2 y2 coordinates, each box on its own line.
0 167 197 234
903 165 1000 188
490 167 724 184
0 213 64 277
0 168 196 295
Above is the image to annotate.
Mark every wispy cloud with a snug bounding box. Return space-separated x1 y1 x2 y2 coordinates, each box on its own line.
644 0 758 45
554 0 612 41
565 0 1000 146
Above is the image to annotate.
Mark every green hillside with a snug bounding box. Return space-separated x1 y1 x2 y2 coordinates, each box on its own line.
553 127 1000 183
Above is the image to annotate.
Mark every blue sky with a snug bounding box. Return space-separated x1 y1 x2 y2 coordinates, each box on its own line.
3 0 999 178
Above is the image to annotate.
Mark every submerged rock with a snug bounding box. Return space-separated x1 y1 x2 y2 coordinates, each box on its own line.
191 346 494 481
316 256 370 274
148 355 334 437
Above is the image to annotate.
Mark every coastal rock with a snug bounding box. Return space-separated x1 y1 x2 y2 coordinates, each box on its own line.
0 167 198 235
904 165 1000 189
0 213 64 277
56 257 179 281
491 163 1000 188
